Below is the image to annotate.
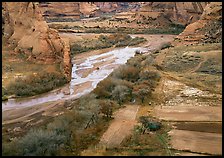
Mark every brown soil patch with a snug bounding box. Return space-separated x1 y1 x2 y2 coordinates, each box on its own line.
173 122 222 134
153 106 222 122
73 81 93 94
168 129 222 155
130 34 176 49
2 101 65 125
98 105 139 148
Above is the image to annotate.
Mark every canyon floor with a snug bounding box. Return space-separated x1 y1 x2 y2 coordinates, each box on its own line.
80 70 222 156
2 32 222 156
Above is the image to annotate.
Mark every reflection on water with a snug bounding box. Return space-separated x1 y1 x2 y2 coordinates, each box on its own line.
2 46 148 111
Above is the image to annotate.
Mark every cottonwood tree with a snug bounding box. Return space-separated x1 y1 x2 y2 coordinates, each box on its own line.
17 129 66 156
112 85 129 106
133 84 152 103
99 100 113 118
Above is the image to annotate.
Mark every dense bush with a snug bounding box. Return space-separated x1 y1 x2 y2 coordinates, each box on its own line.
93 76 133 99
84 24 185 35
111 65 140 82
127 55 146 68
133 84 152 103
139 70 161 82
160 42 172 50
3 129 66 156
2 87 8 101
99 100 113 118
71 34 147 56
112 85 130 106
6 72 68 97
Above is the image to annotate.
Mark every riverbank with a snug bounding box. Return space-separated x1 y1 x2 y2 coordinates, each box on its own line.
2 34 176 156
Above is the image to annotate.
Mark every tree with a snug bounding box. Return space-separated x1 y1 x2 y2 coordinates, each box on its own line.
112 65 140 82
112 85 129 106
99 100 113 118
17 129 66 156
139 116 161 133
133 84 152 103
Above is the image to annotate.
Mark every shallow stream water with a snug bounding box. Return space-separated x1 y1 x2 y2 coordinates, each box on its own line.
2 46 148 111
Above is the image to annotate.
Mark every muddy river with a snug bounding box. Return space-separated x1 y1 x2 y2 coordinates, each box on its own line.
2 33 175 111
2 46 148 111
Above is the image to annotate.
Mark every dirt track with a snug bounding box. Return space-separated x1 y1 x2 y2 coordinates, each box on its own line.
99 105 139 148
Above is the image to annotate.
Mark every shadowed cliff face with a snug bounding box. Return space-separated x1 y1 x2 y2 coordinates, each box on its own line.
173 2 222 46
2 2 71 80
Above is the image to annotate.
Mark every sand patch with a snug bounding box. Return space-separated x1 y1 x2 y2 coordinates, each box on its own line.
73 81 93 95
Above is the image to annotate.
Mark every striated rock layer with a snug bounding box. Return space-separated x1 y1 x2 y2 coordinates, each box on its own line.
39 2 80 21
2 2 72 80
39 2 141 20
174 2 222 46
38 2 208 26
134 2 208 26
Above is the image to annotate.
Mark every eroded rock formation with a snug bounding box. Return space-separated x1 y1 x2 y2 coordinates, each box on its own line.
38 2 208 27
39 2 141 20
39 2 80 21
2 2 72 80
174 2 222 45
134 2 208 26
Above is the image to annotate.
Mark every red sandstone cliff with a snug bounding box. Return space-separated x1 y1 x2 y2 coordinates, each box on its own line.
174 2 222 46
2 2 72 80
38 2 208 26
134 2 208 26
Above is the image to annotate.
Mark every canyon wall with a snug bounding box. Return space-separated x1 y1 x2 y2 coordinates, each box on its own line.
39 2 80 21
39 2 141 20
2 2 72 80
134 2 208 26
38 2 208 26
174 2 222 45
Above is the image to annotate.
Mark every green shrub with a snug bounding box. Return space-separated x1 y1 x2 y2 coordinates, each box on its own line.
6 72 68 97
2 129 67 156
112 65 140 82
112 85 130 106
127 55 146 68
160 42 172 50
139 70 161 82
99 100 113 118
133 83 153 103
70 34 146 56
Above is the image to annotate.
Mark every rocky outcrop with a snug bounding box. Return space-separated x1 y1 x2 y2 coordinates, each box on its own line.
134 2 208 26
39 2 80 21
38 2 208 26
38 2 142 21
2 2 72 80
174 2 222 45
79 2 99 18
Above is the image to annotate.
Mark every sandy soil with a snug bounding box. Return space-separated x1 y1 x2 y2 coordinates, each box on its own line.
99 105 139 148
168 129 222 155
154 106 222 122
81 105 140 156
130 34 176 49
98 105 140 148
73 81 93 94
